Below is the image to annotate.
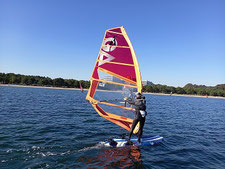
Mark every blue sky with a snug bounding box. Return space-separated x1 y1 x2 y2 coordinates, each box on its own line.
0 0 224 87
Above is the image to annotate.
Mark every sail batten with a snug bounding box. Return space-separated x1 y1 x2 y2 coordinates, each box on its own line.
107 31 123 35
91 78 137 88
98 67 137 85
102 45 130 49
86 26 142 133
97 60 134 66
99 101 135 111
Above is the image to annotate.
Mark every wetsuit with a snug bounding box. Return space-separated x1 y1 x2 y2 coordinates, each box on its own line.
127 96 146 142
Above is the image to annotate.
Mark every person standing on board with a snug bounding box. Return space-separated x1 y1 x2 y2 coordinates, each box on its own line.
126 92 147 144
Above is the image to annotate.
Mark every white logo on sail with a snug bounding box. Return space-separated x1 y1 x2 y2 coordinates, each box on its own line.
98 37 117 66
102 38 117 52
98 51 115 66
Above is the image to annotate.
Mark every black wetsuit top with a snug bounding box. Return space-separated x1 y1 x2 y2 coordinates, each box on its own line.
128 97 146 119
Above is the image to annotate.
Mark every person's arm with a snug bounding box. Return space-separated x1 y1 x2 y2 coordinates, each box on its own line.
127 99 135 105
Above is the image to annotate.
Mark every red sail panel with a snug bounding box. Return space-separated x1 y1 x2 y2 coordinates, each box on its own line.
95 104 132 131
79 82 83 93
92 65 99 79
89 80 99 98
97 29 137 83
106 118 132 131
88 64 100 98
100 48 134 65
95 104 109 116
108 27 122 33
105 32 129 47
99 64 136 83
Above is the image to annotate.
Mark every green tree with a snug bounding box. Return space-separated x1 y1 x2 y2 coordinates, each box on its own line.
152 85 159 93
184 87 196 95
21 76 30 85
143 85 153 92
217 89 225 97
80 80 90 89
176 87 185 94
168 86 176 93
38 77 53 86
210 89 218 96
53 78 65 87
196 88 207 96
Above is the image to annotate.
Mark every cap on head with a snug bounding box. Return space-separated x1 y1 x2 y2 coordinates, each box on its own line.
135 92 142 97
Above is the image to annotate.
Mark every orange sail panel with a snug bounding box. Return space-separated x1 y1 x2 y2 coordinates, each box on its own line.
86 26 142 133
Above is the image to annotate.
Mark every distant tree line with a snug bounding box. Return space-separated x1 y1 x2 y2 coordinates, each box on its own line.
1 73 224 97
142 83 225 97
0 73 90 89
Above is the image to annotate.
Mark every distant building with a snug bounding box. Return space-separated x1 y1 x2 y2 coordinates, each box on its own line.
142 80 153 86
99 82 105 87
102 75 123 83
99 75 123 90
102 75 113 81
102 76 153 85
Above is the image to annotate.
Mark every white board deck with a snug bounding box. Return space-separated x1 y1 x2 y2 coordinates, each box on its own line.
103 136 163 147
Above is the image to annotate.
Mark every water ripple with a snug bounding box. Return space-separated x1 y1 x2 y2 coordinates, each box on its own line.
1 86 225 168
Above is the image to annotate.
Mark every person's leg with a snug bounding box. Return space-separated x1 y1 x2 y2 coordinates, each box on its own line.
128 118 139 141
138 117 145 143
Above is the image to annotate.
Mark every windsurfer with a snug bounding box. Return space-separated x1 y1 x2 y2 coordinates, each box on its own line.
126 92 146 144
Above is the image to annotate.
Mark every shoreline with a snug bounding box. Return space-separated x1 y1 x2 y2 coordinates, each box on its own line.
143 92 225 99
0 84 87 91
1 84 224 99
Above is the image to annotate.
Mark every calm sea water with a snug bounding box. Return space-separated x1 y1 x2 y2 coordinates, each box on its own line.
0 86 225 169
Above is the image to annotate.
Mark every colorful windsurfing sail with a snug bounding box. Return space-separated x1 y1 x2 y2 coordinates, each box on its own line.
86 26 142 133
79 81 83 93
